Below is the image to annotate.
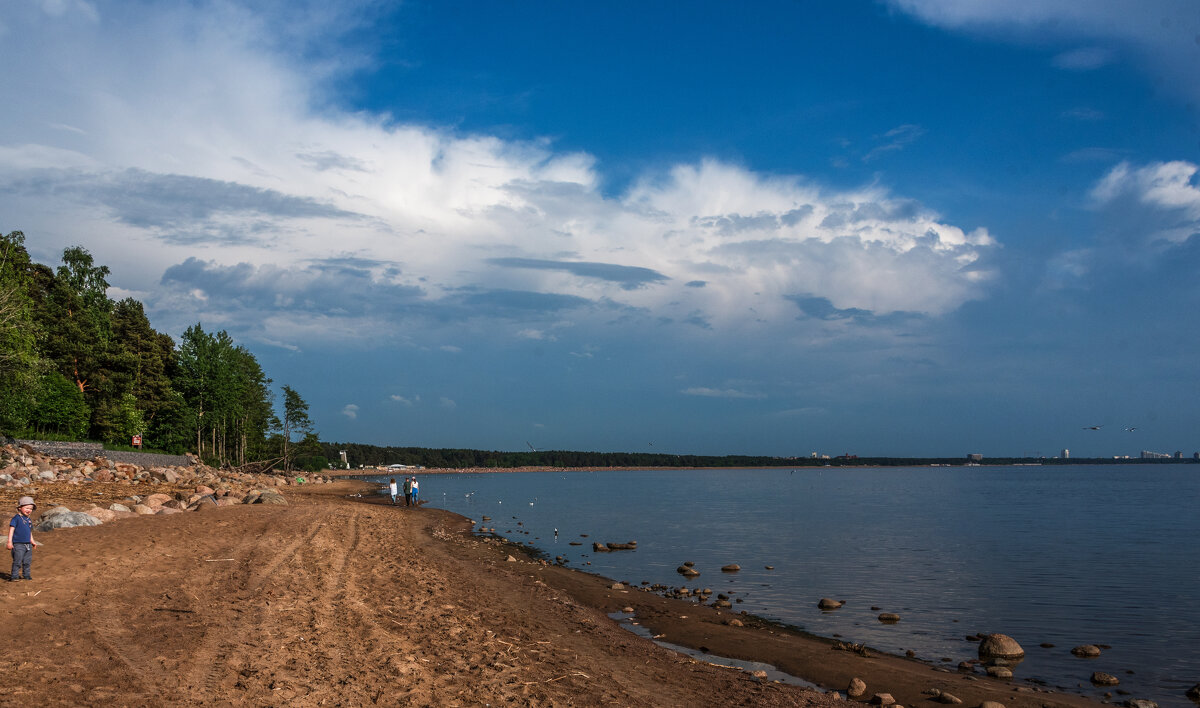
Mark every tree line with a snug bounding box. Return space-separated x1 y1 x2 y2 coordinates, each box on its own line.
0 231 325 471
322 442 1199 470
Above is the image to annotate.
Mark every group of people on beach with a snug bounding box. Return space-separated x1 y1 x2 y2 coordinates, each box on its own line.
388 477 420 507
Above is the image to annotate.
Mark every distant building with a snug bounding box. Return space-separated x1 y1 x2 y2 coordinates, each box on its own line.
967 453 983 462
1061 449 1069 459
1141 450 1172 459
1175 451 1184 459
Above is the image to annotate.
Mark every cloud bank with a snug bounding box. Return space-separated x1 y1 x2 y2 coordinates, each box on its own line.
0 0 998 356
889 0 1200 103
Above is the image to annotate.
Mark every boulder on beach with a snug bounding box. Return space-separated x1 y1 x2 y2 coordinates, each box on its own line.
35 511 102 531
871 693 895 706
978 633 1024 660
847 677 867 698
1091 672 1120 687
979 702 1007 708
985 666 1013 679
144 493 172 508
818 598 844 610
188 495 218 511
84 508 120 523
1071 645 1102 658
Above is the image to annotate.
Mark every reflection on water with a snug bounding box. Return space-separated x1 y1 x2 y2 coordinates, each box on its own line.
363 465 1200 706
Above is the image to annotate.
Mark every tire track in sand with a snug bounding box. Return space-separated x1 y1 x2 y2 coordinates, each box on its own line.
183 510 328 699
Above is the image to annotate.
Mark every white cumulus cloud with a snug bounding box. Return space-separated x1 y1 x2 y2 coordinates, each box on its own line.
0 0 999 354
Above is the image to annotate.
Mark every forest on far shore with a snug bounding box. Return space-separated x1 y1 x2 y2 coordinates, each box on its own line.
320 441 1196 470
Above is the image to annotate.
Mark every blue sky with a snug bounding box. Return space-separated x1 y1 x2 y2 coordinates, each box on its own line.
2 0 1199 457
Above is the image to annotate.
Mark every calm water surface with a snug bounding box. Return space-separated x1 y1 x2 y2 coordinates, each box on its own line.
365 465 1200 705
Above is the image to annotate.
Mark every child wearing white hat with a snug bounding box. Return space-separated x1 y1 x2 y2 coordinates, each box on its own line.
7 496 40 581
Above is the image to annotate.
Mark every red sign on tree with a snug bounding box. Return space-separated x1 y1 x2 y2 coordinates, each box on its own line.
132 435 142 448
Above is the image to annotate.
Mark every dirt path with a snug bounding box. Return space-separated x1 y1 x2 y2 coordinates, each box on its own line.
4 483 834 706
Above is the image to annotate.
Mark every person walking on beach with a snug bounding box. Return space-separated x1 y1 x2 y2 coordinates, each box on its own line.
411 477 419 507
388 478 399 505
7 496 39 581
403 476 413 507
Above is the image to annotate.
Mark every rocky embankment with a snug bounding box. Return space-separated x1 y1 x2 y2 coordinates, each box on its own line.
0 441 333 530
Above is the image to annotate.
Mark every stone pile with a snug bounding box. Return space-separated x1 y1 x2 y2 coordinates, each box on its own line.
0 442 333 531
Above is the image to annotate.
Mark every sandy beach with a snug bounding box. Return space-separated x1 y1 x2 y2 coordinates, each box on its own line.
3 479 1102 707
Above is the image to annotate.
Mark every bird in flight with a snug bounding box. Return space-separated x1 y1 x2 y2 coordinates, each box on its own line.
1124 426 1138 432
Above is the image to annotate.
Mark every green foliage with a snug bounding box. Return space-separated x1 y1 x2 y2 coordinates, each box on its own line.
294 432 329 472
176 324 276 465
30 371 90 439
7 231 299 462
279 385 313 471
106 392 147 445
0 231 41 434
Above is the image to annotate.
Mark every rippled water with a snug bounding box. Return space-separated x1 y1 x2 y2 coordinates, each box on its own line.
362 465 1200 705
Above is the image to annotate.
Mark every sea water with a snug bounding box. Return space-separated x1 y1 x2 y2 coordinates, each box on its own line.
362 465 1200 705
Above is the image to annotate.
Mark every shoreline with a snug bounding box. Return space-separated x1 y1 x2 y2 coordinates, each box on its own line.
333 460 1195 477
404 495 1104 708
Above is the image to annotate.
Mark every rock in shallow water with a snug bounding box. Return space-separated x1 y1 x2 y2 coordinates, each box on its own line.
978 633 1024 660
818 598 844 610
1091 672 1120 686
1071 644 1102 657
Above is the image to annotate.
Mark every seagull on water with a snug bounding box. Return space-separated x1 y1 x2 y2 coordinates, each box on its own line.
1082 425 1103 430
